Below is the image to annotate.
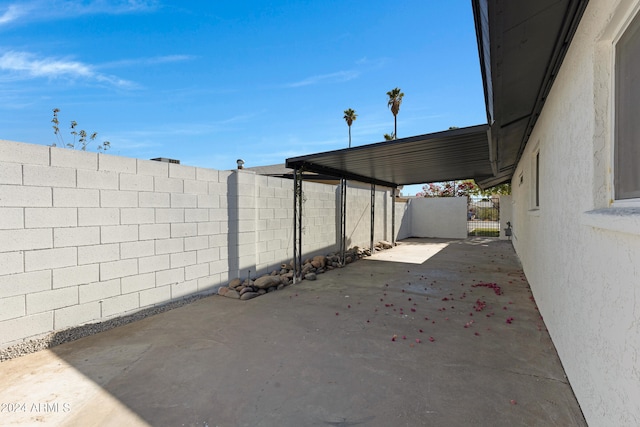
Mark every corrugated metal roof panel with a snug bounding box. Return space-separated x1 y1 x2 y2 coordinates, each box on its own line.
286 124 492 187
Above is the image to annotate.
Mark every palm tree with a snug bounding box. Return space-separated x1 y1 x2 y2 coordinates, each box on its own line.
343 108 357 148
386 87 404 139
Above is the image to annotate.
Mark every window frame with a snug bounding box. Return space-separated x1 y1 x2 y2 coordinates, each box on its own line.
530 145 540 210
613 7 640 206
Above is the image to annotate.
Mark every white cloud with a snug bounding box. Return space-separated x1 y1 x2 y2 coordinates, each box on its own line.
98 54 196 69
284 70 360 88
0 50 134 87
106 114 256 140
355 56 389 68
149 54 193 63
0 4 28 25
0 0 158 27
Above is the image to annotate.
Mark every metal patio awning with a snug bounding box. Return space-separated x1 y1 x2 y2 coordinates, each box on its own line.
285 1 588 190
286 124 493 188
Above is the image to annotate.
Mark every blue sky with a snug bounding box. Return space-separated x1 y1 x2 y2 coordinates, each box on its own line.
0 0 486 195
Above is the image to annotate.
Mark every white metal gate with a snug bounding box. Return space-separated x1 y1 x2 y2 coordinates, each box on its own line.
467 195 500 237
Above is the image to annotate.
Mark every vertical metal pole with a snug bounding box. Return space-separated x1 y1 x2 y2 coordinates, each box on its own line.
297 170 303 279
391 187 396 246
370 183 375 255
293 167 298 283
340 178 347 265
339 179 343 261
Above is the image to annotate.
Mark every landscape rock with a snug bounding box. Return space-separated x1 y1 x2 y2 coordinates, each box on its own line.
223 289 240 299
254 275 281 289
240 292 259 301
239 287 255 296
311 255 327 268
380 240 393 249
216 241 394 303
228 278 242 289
379 240 393 249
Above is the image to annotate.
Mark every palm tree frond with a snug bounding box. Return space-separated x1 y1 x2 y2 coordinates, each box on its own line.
343 108 357 148
343 108 357 123
386 87 404 138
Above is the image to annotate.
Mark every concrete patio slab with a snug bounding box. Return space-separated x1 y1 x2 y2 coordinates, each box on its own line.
0 238 586 427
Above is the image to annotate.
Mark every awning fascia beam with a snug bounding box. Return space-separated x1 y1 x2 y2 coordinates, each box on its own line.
285 160 398 188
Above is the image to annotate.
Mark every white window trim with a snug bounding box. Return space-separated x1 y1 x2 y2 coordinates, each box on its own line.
583 3 640 236
530 144 540 211
611 2 640 207
582 208 640 236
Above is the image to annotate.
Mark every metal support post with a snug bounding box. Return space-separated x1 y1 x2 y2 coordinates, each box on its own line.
293 167 303 283
340 178 347 265
370 183 375 255
391 187 396 246
297 170 303 278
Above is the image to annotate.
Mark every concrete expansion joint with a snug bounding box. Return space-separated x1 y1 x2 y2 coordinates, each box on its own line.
504 368 568 384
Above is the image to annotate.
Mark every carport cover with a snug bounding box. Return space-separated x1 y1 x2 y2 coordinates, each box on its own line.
285 124 492 188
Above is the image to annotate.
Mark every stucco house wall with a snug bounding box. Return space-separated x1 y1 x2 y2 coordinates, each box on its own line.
510 0 640 424
409 197 468 239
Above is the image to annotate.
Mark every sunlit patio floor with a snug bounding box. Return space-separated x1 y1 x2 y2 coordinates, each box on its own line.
0 238 586 427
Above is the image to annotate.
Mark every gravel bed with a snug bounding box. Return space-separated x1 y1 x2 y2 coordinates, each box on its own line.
0 293 214 363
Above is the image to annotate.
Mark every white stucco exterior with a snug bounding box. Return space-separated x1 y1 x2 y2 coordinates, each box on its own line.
510 0 640 424
409 197 468 239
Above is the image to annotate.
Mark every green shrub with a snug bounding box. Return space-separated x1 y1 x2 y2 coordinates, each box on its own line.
475 207 499 221
469 228 500 237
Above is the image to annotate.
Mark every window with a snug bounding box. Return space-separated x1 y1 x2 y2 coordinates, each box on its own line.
535 151 540 207
615 11 640 200
530 147 540 209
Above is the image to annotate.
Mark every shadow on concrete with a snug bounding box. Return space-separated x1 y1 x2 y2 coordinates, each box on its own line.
0 238 586 426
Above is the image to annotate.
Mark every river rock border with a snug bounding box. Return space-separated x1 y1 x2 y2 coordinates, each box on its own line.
217 240 394 301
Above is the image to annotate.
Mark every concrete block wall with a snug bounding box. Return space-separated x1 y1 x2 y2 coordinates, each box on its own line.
0 140 229 348
344 183 396 250
226 171 339 279
0 140 408 348
229 172 395 278
395 199 411 240
299 179 338 255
